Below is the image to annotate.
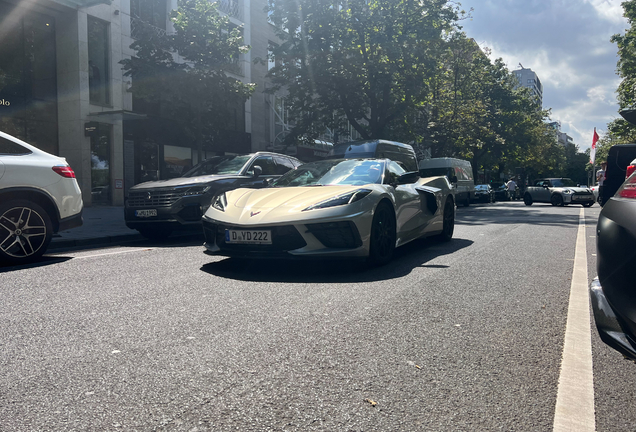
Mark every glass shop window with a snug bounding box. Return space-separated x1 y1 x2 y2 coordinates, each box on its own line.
88 16 110 106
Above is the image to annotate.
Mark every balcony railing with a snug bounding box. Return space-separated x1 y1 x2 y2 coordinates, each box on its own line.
217 0 243 20
131 16 168 40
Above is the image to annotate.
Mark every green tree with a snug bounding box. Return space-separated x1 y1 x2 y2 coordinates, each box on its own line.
266 0 460 145
610 1 636 139
121 0 255 158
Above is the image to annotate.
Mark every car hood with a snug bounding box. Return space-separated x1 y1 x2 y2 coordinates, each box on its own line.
208 185 381 225
229 185 371 209
130 174 241 190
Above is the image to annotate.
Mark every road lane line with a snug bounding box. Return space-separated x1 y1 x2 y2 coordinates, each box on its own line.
66 248 154 259
553 207 595 432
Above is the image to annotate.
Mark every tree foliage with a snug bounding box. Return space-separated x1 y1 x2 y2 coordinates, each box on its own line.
267 0 459 144
121 0 255 156
266 0 570 182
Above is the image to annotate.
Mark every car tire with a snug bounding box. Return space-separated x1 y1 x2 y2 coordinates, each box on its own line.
463 193 470 207
0 199 53 264
523 193 533 206
551 194 564 207
368 202 396 266
137 227 173 240
436 197 455 242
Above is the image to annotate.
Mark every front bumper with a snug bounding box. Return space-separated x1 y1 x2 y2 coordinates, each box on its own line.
201 214 370 260
590 277 636 360
124 196 211 229
564 193 595 204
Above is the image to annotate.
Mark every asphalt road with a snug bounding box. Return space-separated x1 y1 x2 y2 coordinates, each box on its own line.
1 201 634 431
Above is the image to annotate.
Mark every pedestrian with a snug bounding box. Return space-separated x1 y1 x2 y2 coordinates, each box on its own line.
597 161 607 206
506 177 517 200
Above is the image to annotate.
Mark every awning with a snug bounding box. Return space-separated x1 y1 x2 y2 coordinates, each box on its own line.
48 0 112 9
88 110 147 122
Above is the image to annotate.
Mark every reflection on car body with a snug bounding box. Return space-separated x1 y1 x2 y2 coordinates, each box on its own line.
590 171 636 360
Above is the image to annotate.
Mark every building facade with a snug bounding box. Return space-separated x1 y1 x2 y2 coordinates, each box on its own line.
0 0 284 206
513 66 543 109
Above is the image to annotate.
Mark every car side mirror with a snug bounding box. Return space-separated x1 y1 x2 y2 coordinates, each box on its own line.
396 171 420 185
251 165 262 178
450 175 458 184
263 177 274 186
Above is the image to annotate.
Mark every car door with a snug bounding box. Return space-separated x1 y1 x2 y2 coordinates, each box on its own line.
385 161 422 238
534 180 552 202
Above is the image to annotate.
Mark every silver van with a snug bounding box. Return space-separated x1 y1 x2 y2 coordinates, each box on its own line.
419 158 475 206
328 140 418 172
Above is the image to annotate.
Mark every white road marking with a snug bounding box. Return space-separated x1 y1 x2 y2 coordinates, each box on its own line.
553 207 595 431
69 248 153 260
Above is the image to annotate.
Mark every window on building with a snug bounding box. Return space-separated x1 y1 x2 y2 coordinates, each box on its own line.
268 42 279 71
88 17 110 106
131 0 167 32
0 6 58 155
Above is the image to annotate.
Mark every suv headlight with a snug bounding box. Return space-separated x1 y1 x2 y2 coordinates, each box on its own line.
212 193 227 211
303 189 372 211
177 185 211 197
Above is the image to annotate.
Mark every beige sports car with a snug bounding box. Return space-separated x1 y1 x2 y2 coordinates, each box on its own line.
201 158 455 265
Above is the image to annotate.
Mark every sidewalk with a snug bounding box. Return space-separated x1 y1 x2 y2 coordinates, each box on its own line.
50 206 142 250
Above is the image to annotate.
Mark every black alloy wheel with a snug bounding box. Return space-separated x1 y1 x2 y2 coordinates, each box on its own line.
551 194 564 207
437 197 455 242
523 193 533 206
0 200 52 264
368 202 397 266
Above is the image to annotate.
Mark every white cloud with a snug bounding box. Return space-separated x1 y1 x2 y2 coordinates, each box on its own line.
460 0 627 151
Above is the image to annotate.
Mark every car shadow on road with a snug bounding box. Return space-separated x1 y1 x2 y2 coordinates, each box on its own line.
0 255 73 272
456 203 585 227
199 238 473 283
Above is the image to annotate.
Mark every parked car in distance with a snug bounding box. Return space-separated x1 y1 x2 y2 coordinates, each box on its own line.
328 139 418 172
473 184 495 203
418 158 475 207
600 144 636 205
202 158 455 265
590 170 636 360
523 178 595 207
125 152 302 240
491 182 512 201
0 131 83 264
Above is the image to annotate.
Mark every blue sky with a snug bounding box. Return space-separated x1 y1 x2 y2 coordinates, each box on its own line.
459 0 629 152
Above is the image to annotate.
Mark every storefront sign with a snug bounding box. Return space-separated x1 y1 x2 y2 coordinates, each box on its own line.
0 99 10 106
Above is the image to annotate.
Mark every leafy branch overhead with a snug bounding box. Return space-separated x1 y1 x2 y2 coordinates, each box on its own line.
121 0 255 154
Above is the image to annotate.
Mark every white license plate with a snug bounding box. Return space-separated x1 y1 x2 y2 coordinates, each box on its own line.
225 229 272 244
135 209 157 218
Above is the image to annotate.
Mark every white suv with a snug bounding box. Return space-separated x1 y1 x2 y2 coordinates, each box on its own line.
0 131 83 264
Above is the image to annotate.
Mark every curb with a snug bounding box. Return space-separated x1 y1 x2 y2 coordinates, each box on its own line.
49 233 143 250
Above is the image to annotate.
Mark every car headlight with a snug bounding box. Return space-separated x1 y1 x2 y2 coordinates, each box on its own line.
212 193 227 211
177 185 211 197
562 189 572 194
303 189 372 211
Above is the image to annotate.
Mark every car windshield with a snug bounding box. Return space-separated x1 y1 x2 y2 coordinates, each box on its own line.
181 155 252 177
273 159 385 187
475 185 489 190
551 178 577 187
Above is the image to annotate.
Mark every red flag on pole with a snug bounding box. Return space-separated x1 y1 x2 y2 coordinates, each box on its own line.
590 128 599 165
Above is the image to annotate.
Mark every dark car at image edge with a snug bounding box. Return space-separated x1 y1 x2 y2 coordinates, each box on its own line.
590 171 636 360
125 152 302 239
